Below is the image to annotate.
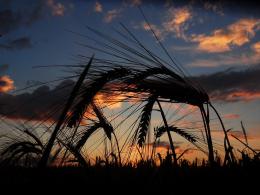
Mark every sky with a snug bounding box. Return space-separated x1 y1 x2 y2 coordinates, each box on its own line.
0 0 260 161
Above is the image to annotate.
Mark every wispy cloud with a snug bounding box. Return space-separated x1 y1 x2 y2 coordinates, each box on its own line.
103 8 122 23
203 1 224 16
141 22 165 40
212 130 259 142
47 0 66 16
187 57 228 67
0 2 44 36
223 113 240 119
94 1 103 13
228 130 260 142
0 75 15 93
188 41 260 67
212 91 260 102
0 36 32 50
129 0 142 7
163 6 192 40
171 44 197 52
191 18 260 53
137 6 192 41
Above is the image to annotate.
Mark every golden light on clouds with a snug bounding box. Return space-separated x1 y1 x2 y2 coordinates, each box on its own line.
0 75 15 93
188 40 260 67
142 22 164 40
94 1 103 13
47 0 66 16
94 93 124 110
191 18 260 53
163 7 192 39
226 91 260 102
104 9 122 23
252 41 260 53
211 91 260 102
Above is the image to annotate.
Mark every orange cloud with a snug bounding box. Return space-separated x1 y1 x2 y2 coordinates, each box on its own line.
93 83 137 109
227 91 260 102
187 59 222 67
47 0 66 16
163 7 192 39
94 1 103 13
142 22 165 40
211 91 260 102
252 41 260 53
211 130 254 142
0 75 15 93
94 93 123 110
191 18 260 53
188 41 260 67
103 9 121 23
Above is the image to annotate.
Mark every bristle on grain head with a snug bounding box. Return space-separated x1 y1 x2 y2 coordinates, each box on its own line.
154 125 197 143
118 66 209 106
137 94 157 147
67 67 131 128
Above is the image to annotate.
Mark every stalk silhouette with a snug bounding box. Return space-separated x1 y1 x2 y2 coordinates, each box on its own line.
157 100 177 165
64 22 215 164
38 55 94 167
0 12 245 167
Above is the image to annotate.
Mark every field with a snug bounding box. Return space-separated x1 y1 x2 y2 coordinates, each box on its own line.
1 163 260 193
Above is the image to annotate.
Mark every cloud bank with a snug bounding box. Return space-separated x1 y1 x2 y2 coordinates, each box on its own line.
193 65 260 102
1 65 260 121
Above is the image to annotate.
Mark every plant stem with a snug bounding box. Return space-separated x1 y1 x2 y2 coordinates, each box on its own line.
112 132 122 166
200 104 214 165
210 103 235 164
156 100 177 165
38 55 94 167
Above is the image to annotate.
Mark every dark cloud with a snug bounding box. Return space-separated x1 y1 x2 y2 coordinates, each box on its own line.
25 2 45 25
194 65 260 102
0 9 21 36
0 64 260 121
0 37 32 50
0 80 74 121
0 1 44 36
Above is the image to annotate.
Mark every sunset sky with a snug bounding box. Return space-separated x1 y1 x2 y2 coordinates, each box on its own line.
0 0 260 160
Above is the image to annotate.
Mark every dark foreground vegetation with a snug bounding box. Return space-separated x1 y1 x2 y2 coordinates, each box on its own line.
1 158 260 194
